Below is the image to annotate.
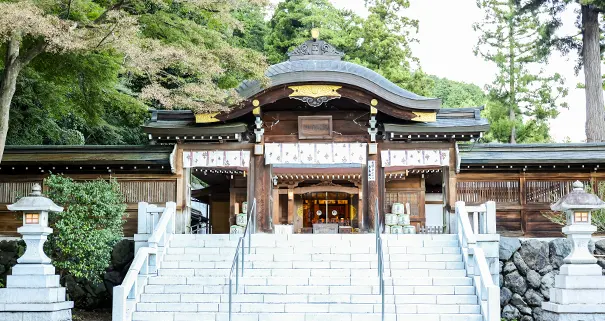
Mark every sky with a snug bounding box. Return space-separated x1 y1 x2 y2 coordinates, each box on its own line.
271 0 600 142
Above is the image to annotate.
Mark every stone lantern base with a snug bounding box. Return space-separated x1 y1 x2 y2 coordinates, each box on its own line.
542 264 605 321
0 263 73 321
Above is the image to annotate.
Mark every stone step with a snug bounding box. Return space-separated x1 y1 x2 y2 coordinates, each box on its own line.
142 282 474 295
139 292 477 304
162 253 463 263
137 293 478 304
146 276 472 286
154 267 467 278
169 235 458 249
136 302 481 314
160 260 465 270
132 311 482 321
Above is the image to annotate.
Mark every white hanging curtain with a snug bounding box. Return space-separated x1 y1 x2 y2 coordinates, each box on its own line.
183 150 251 168
264 143 367 165
381 149 450 167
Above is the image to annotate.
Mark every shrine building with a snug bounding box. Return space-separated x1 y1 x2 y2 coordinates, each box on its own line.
140 35 487 235
2 35 604 238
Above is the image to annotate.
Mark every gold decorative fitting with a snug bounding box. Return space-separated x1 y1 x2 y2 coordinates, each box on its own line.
411 111 437 122
370 99 378 107
252 99 260 107
289 85 342 98
252 107 261 115
195 113 220 123
370 107 378 115
311 28 320 40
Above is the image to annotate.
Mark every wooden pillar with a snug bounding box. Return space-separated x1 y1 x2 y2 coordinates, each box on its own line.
368 152 380 232
519 174 527 234
253 155 269 232
272 188 279 227
287 188 294 224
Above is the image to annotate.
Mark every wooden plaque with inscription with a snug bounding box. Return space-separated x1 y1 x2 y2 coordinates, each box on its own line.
298 116 333 139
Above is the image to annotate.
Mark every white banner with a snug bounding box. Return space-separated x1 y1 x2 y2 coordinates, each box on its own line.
183 150 251 168
264 143 367 165
381 149 450 167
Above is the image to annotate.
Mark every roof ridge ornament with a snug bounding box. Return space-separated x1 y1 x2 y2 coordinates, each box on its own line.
288 30 344 61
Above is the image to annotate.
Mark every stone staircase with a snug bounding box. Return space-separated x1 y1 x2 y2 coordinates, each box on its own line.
131 234 482 321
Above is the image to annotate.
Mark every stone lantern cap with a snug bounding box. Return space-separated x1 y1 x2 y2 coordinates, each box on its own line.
7 184 63 212
551 181 605 211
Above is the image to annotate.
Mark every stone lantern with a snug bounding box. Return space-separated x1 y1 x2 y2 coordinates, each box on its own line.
542 180 605 321
550 180 605 265
0 184 73 321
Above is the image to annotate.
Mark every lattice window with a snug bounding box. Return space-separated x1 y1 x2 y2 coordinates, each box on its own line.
385 191 420 217
118 181 176 204
456 181 519 204
0 182 42 203
525 180 589 204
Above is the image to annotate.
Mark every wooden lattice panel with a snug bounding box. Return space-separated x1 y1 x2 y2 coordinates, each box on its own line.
456 181 519 204
384 191 420 217
119 181 176 204
0 182 42 204
525 180 589 204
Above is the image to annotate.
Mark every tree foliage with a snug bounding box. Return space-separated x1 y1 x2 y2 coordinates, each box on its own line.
0 0 268 160
428 76 486 108
264 0 432 96
521 0 605 142
44 174 126 283
474 0 567 143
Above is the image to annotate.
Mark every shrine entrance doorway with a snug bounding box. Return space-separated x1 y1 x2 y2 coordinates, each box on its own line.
271 167 363 234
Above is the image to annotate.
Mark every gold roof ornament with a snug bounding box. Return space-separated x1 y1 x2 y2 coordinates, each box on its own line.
411 111 437 122
195 113 220 123
311 28 320 40
288 84 342 107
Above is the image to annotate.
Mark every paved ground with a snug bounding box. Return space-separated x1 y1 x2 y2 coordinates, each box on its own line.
72 309 111 321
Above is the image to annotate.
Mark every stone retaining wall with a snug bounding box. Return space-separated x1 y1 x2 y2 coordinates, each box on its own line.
499 237 605 321
0 239 134 310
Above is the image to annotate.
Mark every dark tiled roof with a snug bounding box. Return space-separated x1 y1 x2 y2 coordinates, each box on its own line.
2 145 173 165
237 59 441 110
384 107 489 135
460 143 605 165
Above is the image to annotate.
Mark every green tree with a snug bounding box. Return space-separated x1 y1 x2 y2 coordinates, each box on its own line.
44 174 126 283
474 0 567 143
0 0 268 160
4 51 147 146
482 96 552 143
522 0 605 142
429 76 487 108
264 0 432 96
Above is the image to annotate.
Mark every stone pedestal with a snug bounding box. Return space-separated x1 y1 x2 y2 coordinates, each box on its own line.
0 226 73 320
0 263 73 321
542 264 605 321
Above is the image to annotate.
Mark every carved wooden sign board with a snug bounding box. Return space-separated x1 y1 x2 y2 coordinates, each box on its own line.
298 116 333 140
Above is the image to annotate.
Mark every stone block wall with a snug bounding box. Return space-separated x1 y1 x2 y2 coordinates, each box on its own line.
499 237 605 321
0 239 134 310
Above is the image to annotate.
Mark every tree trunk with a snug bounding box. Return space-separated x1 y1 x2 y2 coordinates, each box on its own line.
582 5 605 142
0 37 22 163
508 0 517 144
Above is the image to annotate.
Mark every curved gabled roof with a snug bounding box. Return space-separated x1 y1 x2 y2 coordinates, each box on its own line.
236 39 441 110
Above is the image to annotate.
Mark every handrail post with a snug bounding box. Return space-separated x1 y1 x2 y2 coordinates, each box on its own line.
228 277 233 321
236 251 240 294
241 237 245 277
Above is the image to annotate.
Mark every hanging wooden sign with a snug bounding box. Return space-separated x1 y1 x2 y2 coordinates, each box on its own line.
368 160 376 181
298 116 333 139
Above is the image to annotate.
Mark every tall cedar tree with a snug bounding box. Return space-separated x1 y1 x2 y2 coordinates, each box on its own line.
264 0 432 96
523 0 605 142
0 0 267 161
474 0 567 143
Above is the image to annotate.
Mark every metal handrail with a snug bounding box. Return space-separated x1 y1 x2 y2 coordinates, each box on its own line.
375 198 384 321
228 198 256 321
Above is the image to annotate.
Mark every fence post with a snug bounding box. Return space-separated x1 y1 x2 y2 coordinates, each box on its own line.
485 201 497 234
